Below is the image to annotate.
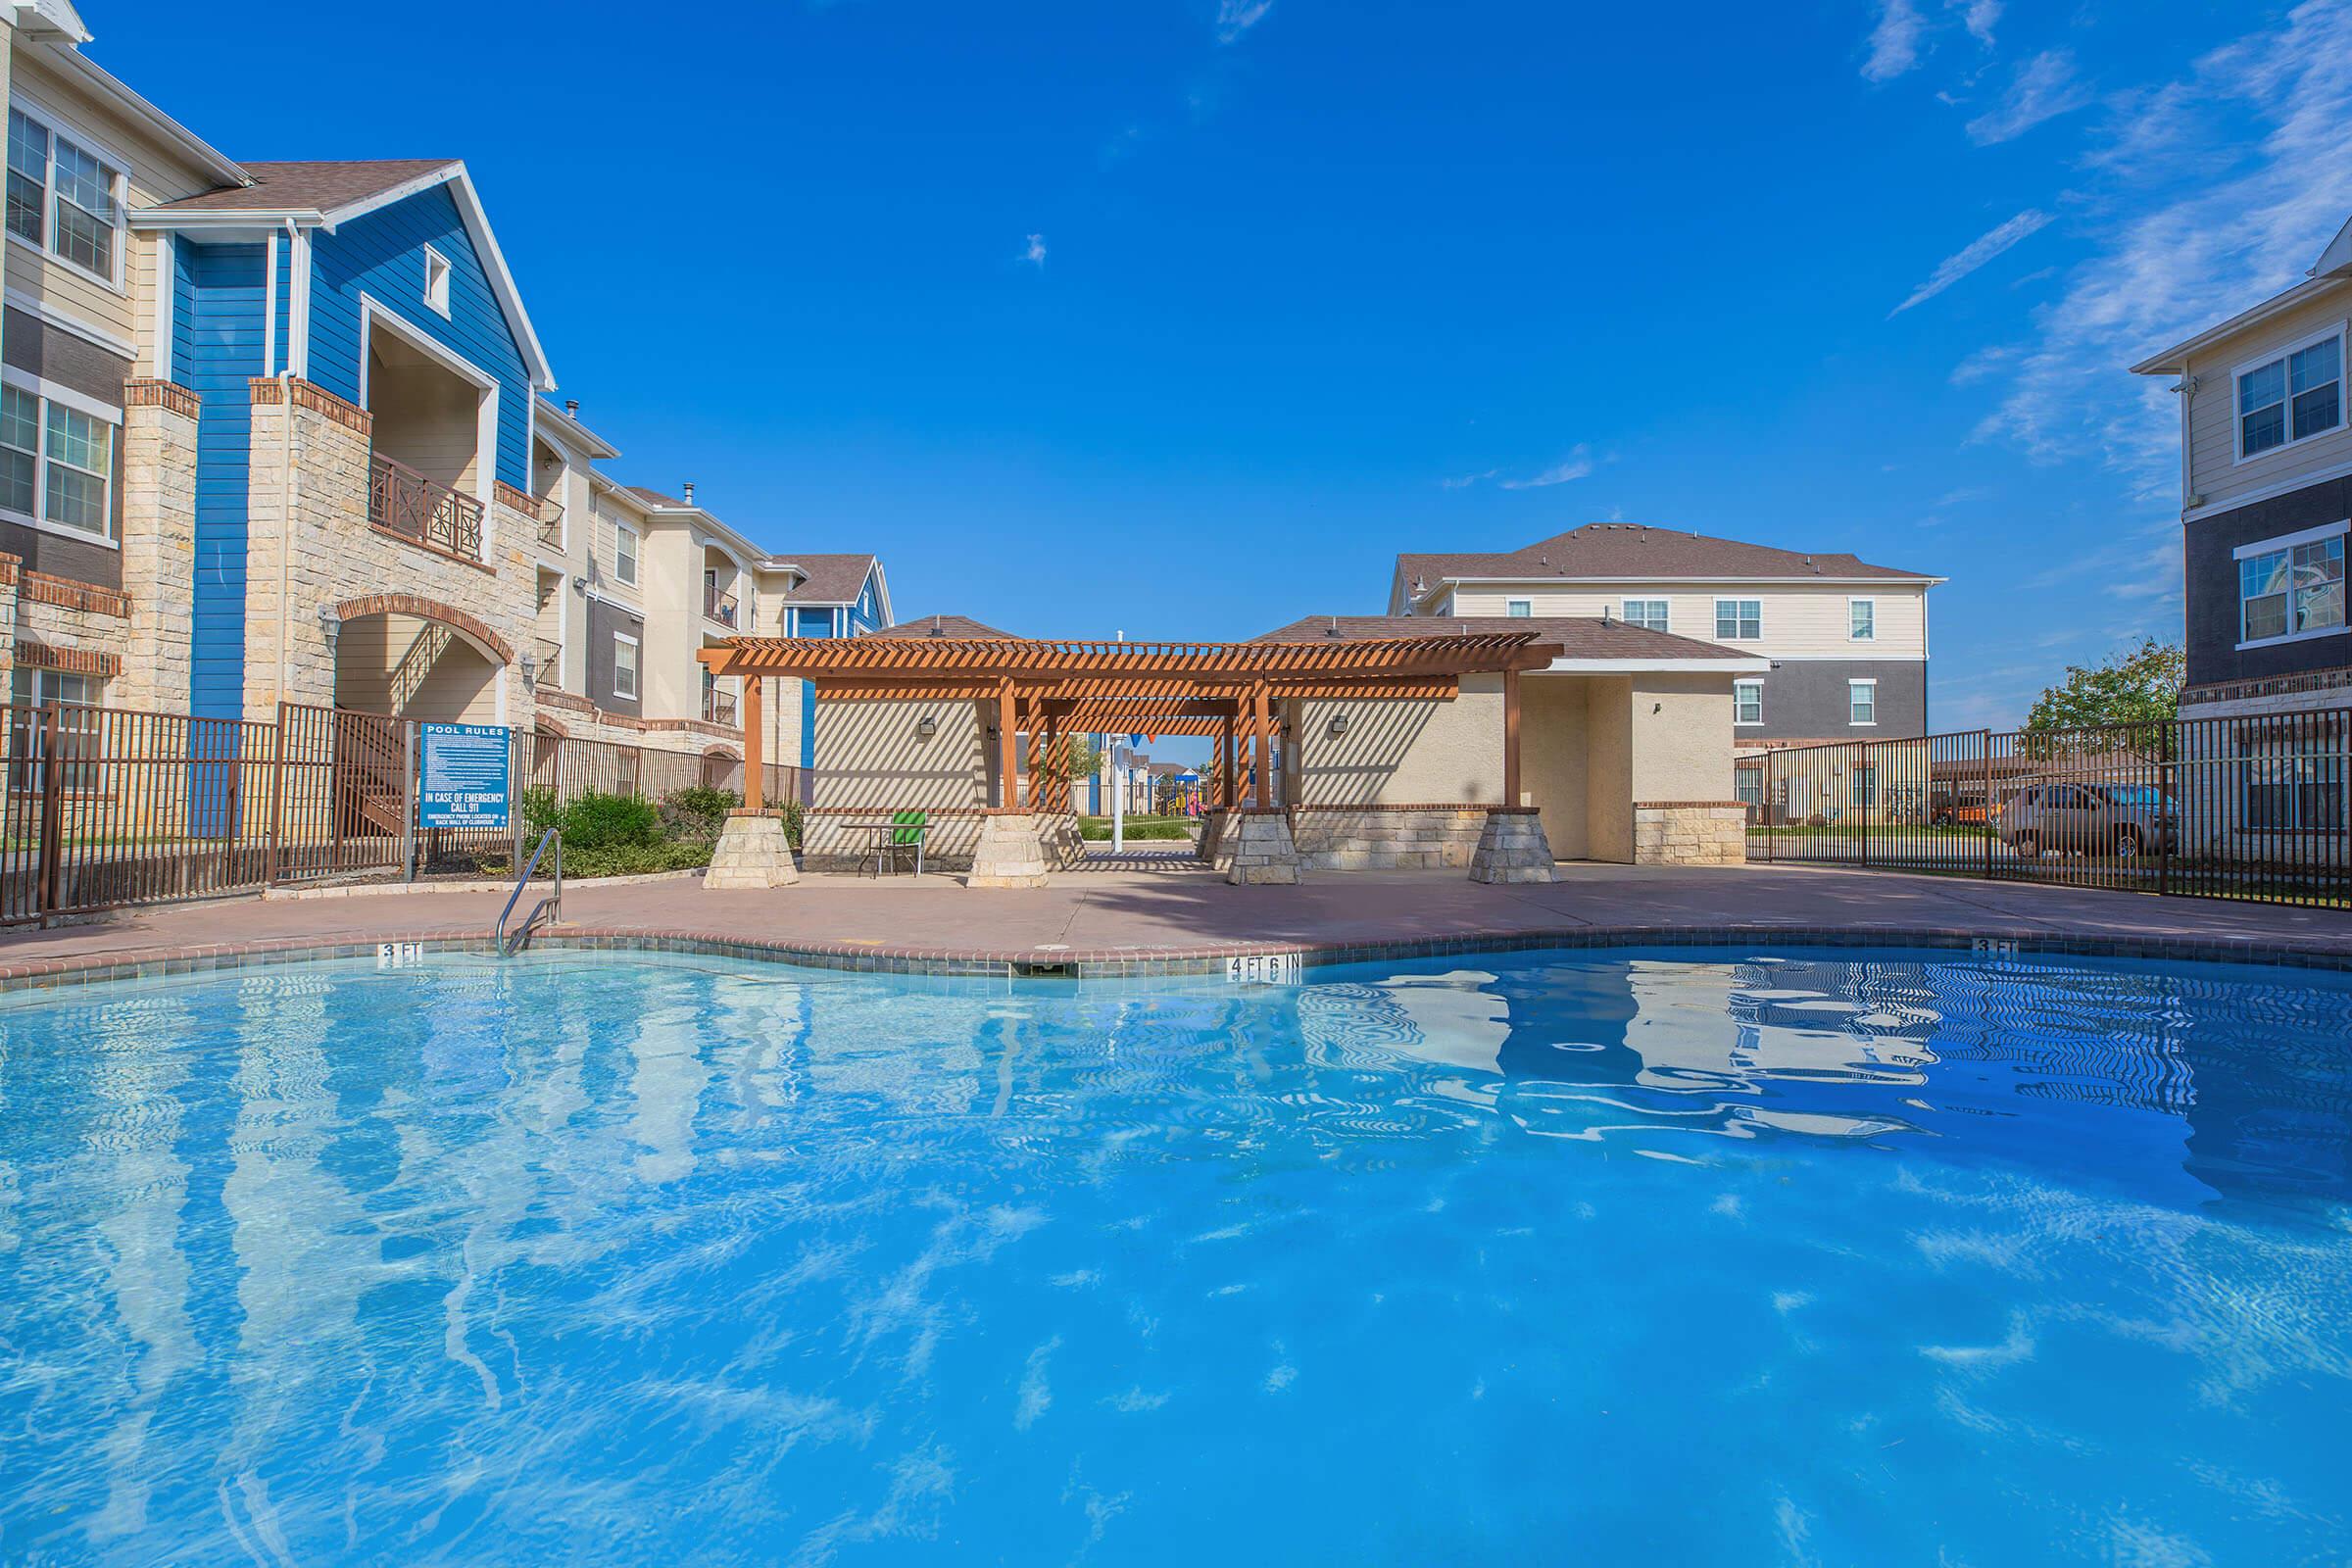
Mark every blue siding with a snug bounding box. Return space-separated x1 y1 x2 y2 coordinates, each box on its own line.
180 241 266 727
793 609 838 637
270 236 291 375
304 184 531 487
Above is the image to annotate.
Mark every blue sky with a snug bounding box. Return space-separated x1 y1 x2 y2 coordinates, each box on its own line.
103 0 2352 726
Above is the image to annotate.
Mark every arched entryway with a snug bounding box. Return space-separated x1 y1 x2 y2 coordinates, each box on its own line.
330 594 514 724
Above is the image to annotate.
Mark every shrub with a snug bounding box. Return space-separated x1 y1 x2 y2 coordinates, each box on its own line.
661 785 740 839
1077 818 1192 841
560 839 715 877
550 791 662 851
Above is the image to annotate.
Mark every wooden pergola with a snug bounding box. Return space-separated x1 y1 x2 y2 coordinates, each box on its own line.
698 634 1557 813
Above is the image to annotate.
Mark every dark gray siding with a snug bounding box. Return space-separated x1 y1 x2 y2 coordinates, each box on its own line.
586 598 644 715
0 307 127 588
1739 660 1927 740
2182 476 2351 687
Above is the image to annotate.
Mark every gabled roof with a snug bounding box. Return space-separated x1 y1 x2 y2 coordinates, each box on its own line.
873 613 1017 639
772 553 879 606
535 397 617 462
137 159 554 392
1254 613 1769 668
1395 523 1937 606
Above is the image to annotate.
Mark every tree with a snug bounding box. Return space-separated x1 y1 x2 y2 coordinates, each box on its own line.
1032 733 1102 783
2023 639 2185 734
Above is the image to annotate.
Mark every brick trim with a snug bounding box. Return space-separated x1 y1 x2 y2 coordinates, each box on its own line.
0 551 20 587
122 378 202 419
531 713 569 737
251 377 372 435
22 571 129 618
15 640 120 677
808 806 987 817
1636 800 1747 810
491 480 548 521
1291 802 1494 812
334 594 514 664
528 689 743 748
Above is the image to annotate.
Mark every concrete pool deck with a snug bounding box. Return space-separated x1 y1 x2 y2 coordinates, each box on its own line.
2 858 2350 987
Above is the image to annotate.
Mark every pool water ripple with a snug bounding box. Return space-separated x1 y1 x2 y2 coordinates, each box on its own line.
0 947 2349 1564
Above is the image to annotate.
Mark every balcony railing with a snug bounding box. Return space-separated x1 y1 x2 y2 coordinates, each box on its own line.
533 637 562 689
704 583 740 627
536 501 564 548
704 688 739 728
368 453 484 563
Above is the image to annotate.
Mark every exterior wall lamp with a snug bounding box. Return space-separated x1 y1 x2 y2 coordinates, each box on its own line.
1327 711 1348 738
916 714 938 741
316 604 341 658
519 651 539 689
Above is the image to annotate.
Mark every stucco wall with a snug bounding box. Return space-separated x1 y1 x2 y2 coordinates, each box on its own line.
812 695 987 813
1521 673 1590 858
1631 671 1736 803
1584 675 1634 862
1294 677 1505 806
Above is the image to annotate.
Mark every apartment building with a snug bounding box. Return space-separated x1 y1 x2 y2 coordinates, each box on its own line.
1389 523 1941 752
0 0 889 788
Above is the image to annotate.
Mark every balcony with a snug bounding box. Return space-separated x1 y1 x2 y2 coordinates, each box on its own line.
704 687 739 728
704 582 740 628
536 501 564 549
368 453 484 564
532 637 562 689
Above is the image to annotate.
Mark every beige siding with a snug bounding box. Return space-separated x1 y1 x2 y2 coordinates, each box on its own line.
589 502 646 606
1446 581 1928 659
2183 292 2352 510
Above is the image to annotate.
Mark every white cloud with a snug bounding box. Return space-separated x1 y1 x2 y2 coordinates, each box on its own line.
1440 468 1497 490
1215 0 1271 43
1499 447 1595 489
1020 233 1048 267
1890 209 2053 315
1965 50 2092 144
1952 0 2000 46
1862 0 1928 82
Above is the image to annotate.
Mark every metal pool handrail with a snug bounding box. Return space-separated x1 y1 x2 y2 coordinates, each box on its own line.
498 828 563 956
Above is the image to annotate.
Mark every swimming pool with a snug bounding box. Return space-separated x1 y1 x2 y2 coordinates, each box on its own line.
2 946 2349 1564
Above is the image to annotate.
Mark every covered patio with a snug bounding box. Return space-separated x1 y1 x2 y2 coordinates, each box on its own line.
697 632 1564 888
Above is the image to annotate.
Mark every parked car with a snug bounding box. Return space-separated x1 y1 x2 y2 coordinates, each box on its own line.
2001 783 2174 858
1929 797 1995 828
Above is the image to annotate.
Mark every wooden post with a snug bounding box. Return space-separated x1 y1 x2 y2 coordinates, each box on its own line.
1220 709 1238 809
742 672 764 812
998 678 1017 811
1042 710 1061 812
1502 666 1522 808
1251 682 1272 809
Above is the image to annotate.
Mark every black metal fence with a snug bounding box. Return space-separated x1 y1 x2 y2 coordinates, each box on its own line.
1738 708 2351 906
0 698 808 924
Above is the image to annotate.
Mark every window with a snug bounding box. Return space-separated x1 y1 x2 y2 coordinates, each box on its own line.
1851 764 1877 809
1848 679 1877 724
612 632 639 700
1733 679 1763 725
2243 734 2345 831
614 519 640 586
421 246 451 317
1715 599 1761 640
1622 599 1669 631
2237 331 2343 459
1506 599 1533 617
8 666 101 792
0 377 116 540
1849 598 1875 640
2236 527 2345 645
5 109 122 283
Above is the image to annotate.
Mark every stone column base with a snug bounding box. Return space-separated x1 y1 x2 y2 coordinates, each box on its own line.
1038 811 1087 868
968 812 1050 888
1468 808 1557 883
706 810 800 889
1633 802 1747 866
1223 809 1302 885
1197 808 1227 865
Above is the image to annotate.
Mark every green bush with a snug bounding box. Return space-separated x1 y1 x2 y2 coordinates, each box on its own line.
559 839 714 877
661 785 740 839
1076 818 1192 841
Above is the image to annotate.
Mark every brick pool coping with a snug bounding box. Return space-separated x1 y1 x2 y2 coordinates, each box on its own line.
6 915 2352 994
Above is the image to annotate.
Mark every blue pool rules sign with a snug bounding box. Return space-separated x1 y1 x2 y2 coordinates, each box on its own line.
417 723 511 828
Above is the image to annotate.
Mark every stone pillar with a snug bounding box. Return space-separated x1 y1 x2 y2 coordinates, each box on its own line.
1468 807 1558 884
1223 808 1301 885
245 378 373 721
119 380 201 713
706 808 800 889
967 811 1049 888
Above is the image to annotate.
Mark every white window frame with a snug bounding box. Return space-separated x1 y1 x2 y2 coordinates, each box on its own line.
1848 597 1876 641
2232 324 2346 465
1848 677 1878 726
1621 598 1669 632
3 103 127 293
614 518 640 587
1715 598 1762 641
1505 599 1533 617
421 244 451 318
612 630 639 701
1733 678 1763 726
2233 518 2348 650
0 367 119 547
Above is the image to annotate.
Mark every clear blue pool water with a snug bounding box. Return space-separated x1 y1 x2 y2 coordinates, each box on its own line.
3 947 2350 1565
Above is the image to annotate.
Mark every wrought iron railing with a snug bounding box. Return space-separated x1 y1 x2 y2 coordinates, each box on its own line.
705 583 740 627
536 502 564 547
368 452 485 562
533 637 562 688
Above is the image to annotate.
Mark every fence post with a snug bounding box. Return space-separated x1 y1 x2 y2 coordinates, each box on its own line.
1858 742 1870 868
36 703 62 916
2156 720 2172 898
1981 729 1993 880
266 702 287 885
401 720 417 883
510 728 524 872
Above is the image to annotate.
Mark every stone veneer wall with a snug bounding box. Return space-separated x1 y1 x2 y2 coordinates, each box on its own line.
119 380 199 712
1290 805 1489 870
1632 802 1747 866
243 379 539 728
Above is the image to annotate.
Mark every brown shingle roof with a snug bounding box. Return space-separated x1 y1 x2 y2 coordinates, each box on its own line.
772 554 878 605
1252 613 1756 661
146 159 458 215
873 613 1017 639
1396 523 1936 602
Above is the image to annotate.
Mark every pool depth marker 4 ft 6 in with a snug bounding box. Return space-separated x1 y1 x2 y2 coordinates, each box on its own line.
696 632 1564 888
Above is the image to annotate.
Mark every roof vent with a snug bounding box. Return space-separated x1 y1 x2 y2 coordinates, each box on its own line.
1601 604 1612 624
1325 615 1342 637
928 614 946 637
682 481 696 505
564 399 579 418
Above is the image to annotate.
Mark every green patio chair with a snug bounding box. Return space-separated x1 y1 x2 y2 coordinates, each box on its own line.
888 809 927 877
